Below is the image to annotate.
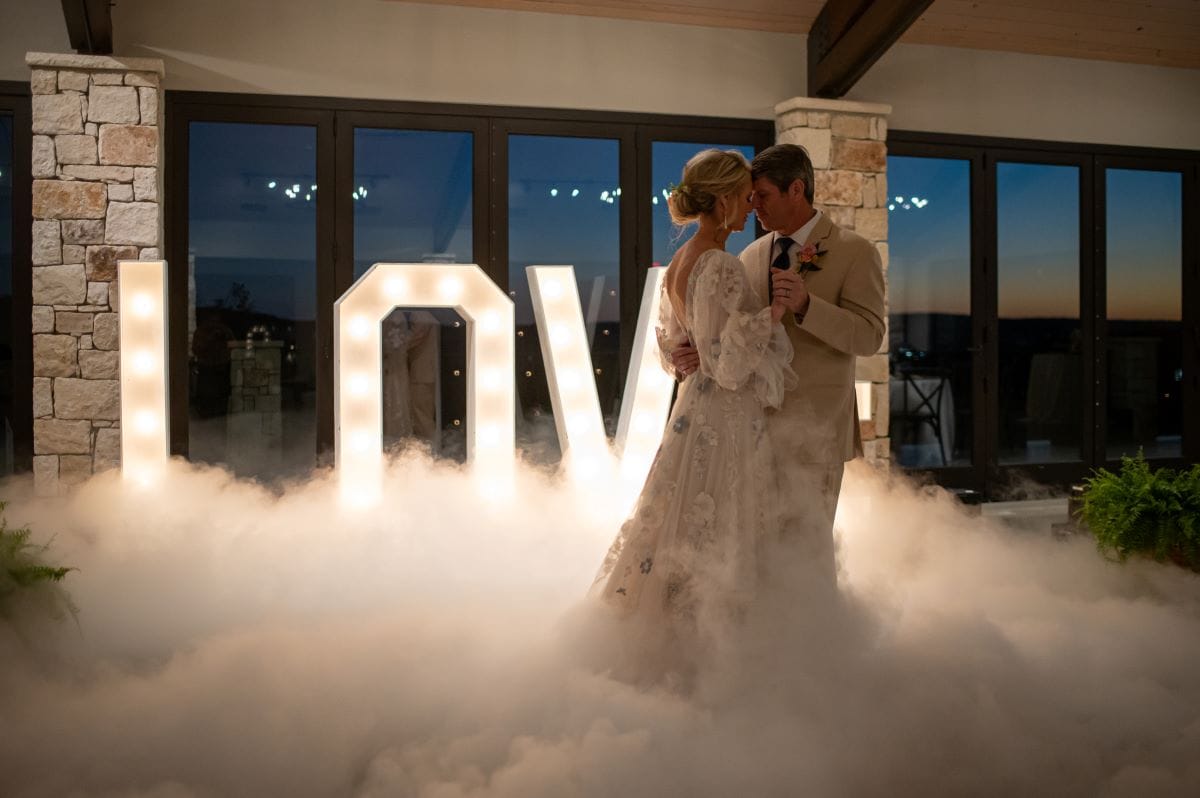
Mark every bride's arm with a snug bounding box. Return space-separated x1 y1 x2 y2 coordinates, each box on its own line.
692 254 795 406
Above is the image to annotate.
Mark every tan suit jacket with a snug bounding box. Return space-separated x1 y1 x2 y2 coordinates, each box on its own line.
739 214 886 464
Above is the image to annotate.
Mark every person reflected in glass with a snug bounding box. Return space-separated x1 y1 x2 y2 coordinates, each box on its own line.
382 311 440 451
591 150 795 682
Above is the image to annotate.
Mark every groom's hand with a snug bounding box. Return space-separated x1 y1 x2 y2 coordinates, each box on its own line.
670 342 699 379
771 268 811 318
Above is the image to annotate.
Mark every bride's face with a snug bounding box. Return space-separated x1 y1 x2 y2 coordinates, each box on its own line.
723 177 754 232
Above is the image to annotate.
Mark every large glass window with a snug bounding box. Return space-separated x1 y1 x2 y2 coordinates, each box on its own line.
353 128 474 459
650 141 756 268
1105 169 1184 460
996 162 1082 465
508 134 621 457
0 113 13 475
187 122 318 479
887 155 973 468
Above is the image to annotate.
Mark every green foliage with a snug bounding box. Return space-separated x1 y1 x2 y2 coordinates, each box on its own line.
1079 452 1200 570
0 501 76 620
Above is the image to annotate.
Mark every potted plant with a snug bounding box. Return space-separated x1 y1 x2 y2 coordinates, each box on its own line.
0 502 75 622
1077 452 1200 572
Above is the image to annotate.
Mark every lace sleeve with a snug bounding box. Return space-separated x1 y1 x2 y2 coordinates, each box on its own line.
690 252 796 408
654 277 685 377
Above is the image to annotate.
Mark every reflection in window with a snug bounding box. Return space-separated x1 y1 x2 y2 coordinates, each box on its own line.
508 135 620 460
886 156 972 468
650 142 756 268
0 114 12 475
187 122 318 479
997 162 1081 465
1106 169 1183 460
380 307 467 462
354 129 473 459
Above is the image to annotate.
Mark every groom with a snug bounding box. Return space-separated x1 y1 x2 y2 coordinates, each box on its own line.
673 143 886 589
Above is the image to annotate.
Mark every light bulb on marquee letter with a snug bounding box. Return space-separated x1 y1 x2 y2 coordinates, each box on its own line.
334 263 515 506
119 260 170 484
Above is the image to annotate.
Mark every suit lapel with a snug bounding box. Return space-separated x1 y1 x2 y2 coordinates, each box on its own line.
803 213 835 249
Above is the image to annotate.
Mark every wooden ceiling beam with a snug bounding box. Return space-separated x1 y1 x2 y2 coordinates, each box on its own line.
60 0 114 56
807 0 935 98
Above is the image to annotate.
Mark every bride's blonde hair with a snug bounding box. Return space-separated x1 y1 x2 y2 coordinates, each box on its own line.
668 149 751 227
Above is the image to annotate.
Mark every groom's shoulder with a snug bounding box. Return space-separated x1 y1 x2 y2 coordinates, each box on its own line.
827 219 877 259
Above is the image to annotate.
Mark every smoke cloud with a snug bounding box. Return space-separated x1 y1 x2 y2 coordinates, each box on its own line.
2 455 1198 797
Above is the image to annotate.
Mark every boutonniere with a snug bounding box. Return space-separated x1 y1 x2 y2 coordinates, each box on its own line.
796 243 825 275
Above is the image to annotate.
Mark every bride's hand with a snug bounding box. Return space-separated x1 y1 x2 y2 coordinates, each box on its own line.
770 299 787 324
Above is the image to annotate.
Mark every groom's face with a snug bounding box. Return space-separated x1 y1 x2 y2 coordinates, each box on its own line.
751 176 804 233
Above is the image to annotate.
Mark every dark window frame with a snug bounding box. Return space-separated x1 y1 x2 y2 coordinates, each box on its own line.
889 130 1200 496
0 81 32 473
165 90 772 464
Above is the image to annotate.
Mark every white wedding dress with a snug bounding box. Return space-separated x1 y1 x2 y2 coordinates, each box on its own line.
593 249 796 665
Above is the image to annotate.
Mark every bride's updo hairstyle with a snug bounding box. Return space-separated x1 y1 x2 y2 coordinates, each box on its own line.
668 148 751 227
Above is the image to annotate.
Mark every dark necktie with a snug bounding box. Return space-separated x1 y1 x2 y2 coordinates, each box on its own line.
769 237 794 303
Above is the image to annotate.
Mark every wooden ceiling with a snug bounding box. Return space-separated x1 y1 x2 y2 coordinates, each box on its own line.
397 0 1200 69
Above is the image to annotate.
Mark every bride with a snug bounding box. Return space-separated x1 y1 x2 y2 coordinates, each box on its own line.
592 149 796 676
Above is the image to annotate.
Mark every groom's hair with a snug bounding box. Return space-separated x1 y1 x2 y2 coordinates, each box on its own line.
751 144 815 205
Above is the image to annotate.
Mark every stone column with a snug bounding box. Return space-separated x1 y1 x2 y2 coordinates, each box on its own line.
27 53 165 494
774 97 891 465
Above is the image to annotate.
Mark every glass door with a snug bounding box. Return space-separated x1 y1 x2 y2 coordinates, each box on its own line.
887 154 978 474
988 156 1094 484
185 121 321 479
493 121 634 461
1101 166 1185 462
339 119 485 461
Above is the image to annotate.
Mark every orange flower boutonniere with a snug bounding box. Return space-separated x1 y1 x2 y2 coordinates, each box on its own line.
796 243 825 276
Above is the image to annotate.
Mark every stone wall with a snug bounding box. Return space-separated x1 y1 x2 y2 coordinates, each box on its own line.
27 53 165 494
774 97 891 465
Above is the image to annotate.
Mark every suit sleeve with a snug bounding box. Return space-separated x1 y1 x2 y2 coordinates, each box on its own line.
797 239 885 357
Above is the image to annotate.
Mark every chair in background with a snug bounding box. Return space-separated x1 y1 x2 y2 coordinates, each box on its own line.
891 366 952 466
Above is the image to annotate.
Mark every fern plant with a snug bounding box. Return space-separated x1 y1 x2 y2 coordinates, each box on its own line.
1079 452 1200 571
0 501 76 620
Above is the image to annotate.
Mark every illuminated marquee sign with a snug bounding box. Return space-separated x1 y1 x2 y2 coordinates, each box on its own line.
117 260 871 502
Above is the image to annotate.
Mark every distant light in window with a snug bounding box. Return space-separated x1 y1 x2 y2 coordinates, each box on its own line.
550 188 558 197
652 196 659 205
600 191 609 201
267 180 276 189
571 188 580 197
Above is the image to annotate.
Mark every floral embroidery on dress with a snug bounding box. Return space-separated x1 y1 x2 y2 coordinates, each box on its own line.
594 250 796 639
683 492 717 549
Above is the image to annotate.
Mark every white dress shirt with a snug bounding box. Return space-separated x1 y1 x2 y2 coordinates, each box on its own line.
772 209 823 269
